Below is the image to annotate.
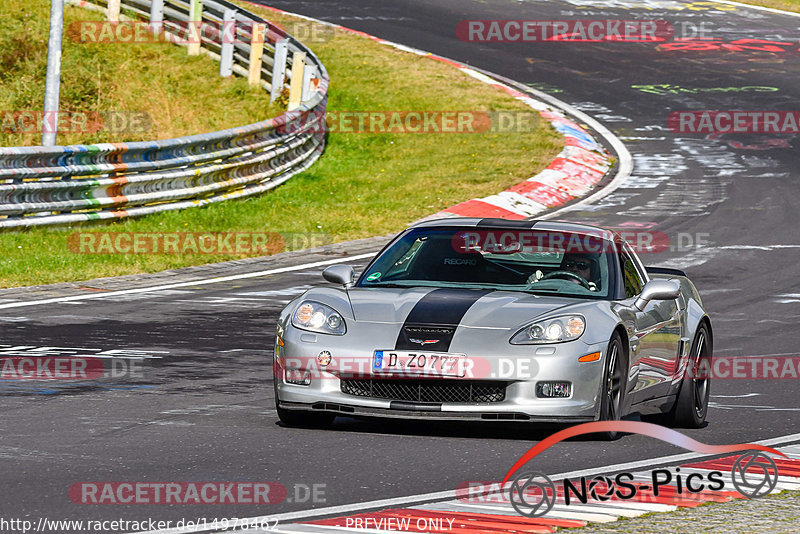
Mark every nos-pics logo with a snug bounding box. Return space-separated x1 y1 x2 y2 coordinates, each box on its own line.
502 421 781 518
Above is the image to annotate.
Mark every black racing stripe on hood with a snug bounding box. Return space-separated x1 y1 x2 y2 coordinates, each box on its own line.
395 288 491 351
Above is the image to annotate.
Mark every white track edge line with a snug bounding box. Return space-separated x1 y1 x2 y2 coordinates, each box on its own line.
0 253 375 310
133 432 800 533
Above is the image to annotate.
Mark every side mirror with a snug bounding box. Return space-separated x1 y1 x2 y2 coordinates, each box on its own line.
634 279 680 311
323 265 355 288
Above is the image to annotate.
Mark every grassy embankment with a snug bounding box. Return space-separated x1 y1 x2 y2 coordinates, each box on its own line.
733 0 800 11
0 0 563 287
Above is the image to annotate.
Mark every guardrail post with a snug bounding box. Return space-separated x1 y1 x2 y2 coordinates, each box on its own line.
288 51 306 111
42 0 65 147
149 0 164 35
108 0 121 22
219 9 236 77
270 39 288 103
188 0 203 56
248 22 266 86
301 64 317 102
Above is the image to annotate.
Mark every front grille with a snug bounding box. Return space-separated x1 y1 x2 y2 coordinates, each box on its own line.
340 379 506 403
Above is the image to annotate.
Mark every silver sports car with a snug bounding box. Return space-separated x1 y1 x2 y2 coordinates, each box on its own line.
273 218 712 435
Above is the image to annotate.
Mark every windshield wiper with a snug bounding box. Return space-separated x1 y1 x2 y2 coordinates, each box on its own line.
521 287 562 293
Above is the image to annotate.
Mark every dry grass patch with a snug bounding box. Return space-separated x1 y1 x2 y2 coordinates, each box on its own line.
731 0 800 12
0 0 278 146
0 1 564 287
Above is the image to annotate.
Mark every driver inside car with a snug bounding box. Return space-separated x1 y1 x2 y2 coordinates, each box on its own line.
562 253 600 290
526 252 601 291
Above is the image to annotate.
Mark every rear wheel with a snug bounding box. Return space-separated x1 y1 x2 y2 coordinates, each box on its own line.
597 333 627 440
666 323 711 428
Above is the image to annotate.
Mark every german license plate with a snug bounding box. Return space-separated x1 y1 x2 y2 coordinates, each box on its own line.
373 351 467 378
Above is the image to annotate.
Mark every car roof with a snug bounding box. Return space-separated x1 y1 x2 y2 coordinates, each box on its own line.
408 217 616 240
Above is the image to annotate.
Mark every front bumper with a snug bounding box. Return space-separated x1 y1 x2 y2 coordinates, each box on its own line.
274 324 610 421
277 400 594 423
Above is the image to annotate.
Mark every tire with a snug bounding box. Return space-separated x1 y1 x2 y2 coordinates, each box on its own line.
597 332 627 440
666 323 711 428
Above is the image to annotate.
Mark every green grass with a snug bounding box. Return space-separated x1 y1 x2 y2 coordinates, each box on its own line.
0 1 562 287
732 0 800 11
0 0 280 146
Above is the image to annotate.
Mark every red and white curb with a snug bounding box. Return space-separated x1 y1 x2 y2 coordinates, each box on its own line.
272 444 800 533
429 103 612 221
250 2 621 222
132 434 800 533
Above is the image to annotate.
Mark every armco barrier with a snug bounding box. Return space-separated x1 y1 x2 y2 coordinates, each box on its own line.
0 0 327 228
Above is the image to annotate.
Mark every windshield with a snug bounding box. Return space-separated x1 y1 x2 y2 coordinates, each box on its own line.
358 227 616 298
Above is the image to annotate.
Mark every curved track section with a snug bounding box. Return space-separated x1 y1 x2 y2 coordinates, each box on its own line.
2 0 800 531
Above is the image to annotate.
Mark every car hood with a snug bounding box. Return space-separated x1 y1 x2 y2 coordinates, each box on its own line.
345 287 586 329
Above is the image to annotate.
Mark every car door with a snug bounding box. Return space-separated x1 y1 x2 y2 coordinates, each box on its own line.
621 243 683 403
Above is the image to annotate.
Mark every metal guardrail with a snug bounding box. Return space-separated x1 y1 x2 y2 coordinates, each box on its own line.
0 0 328 228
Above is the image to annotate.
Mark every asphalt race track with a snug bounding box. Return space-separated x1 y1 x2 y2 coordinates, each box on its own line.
2 0 800 531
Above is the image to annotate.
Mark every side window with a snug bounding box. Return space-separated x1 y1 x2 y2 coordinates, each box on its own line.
621 249 644 298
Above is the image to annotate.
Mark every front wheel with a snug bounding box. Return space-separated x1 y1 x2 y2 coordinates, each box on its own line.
666 323 711 428
597 333 627 440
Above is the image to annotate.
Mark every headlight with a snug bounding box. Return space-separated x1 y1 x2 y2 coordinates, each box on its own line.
510 315 585 344
291 300 346 335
